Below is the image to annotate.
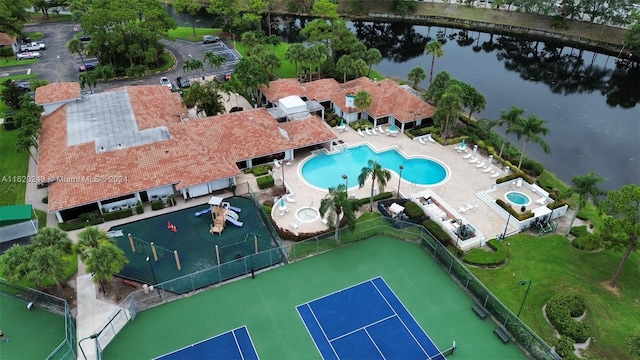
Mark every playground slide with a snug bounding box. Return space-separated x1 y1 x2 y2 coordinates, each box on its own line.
194 208 212 217
227 210 239 221
228 205 241 213
226 216 243 227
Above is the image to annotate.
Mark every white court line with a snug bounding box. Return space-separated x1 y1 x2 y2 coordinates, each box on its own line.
232 329 245 360
364 328 387 360
241 327 261 360
329 315 395 342
296 304 339 360
298 277 381 305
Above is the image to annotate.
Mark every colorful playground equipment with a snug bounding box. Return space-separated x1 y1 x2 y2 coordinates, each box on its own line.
167 221 177 232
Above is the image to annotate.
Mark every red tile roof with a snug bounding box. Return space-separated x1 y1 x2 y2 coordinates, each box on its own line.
35 82 81 105
260 77 434 123
38 85 336 212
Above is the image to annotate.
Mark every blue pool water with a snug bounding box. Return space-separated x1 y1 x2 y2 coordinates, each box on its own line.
505 191 531 206
301 145 448 190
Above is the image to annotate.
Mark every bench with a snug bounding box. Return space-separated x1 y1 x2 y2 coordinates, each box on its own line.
472 304 487 319
122 279 138 288
494 327 510 343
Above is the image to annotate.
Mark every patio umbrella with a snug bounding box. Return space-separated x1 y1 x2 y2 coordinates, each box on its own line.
280 198 286 208
339 118 344 127
390 123 396 132
461 139 466 149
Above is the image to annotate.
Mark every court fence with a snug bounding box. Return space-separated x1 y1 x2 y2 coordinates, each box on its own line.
0 279 76 360
288 216 561 360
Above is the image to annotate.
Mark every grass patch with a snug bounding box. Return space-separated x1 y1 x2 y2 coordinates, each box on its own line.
0 58 39 68
34 209 47 229
0 128 29 206
150 51 176 74
537 170 569 194
469 234 639 359
166 26 223 42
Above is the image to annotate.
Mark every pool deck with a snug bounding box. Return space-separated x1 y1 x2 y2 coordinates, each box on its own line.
267 126 516 240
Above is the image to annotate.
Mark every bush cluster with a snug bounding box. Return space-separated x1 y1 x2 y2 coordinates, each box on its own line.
570 226 602 251
103 208 133 221
496 199 535 221
59 217 104 231
422 219 451 246
251 164 271 177
462 239 507 266
151 200 164 211
546 294 591 343
355 191 393 207
135 201 144 214
256 175 274 189
403 201 425 219
554 336 579 360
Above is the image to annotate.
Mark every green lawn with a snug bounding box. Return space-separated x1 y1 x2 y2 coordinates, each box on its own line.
166 27 223 42
0 57 40 68
469 234 640 359
0 128 29 206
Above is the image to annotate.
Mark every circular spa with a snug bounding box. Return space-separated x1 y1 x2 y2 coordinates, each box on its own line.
296 207 320 223
301 144 448 190
505 191 532 206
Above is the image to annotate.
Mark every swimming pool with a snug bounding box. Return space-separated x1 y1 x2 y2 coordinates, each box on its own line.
301 145 448 190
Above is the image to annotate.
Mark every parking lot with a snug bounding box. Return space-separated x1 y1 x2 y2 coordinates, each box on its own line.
5 22 240 93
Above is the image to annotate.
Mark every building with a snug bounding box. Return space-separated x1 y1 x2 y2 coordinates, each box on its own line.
35 83 336 223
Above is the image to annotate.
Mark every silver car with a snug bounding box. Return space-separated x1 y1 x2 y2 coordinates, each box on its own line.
16 51 41 60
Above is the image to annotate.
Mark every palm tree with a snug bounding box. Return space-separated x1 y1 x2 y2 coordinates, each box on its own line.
510 114 551 170
285 43 306 81
407 66 427 89
79 71 98 93
29 246 65 291
78 226 110 261
67 38 86 69
363 48 382 77
565 172 605 235
183 59 204 76
319 184 358 241
433 84 464 140
31 227 72 253
336 55 354 83
351 59 368 79
354 90 372 125
85 242 128 296
358 159 392 212
424 40 444 84
0 245 32 284
204 52 225 74
259 51 281 77
309 42 329 79
497 106 525 160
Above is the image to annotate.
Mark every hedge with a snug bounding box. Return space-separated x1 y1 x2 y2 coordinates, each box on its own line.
496 199 535 221
422 219 451 246
569 225 589 238
462 239 507 266
355 191 393 207
546 294 591 343
103 208 133 221
256 175 275 189
403 201 425 218
251 164 271 177
572 233 602 251
59 217 104 231
554 336 579 360
135 202 144 214
151 200 164 211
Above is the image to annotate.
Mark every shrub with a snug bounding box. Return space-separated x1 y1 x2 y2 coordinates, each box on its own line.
403 201 425 219
329 118 337 127
546 294 591 343
496 199 535 221
520 157 544 177
103 208 133 221
572 233 602 251
355 191 393 207
151 200 164 211
554 336 578 360
58 218 104 231
263 204 272 215
136 201 144 214
256 175 275 189
41 196 48 204
251 164 271 177
422 219 451 245
463 239 507 266
569 225 588 238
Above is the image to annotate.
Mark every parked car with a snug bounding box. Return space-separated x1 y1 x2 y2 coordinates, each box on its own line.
78 63 97 72
11 80 31 92
16 52 41 60
20 42 46 52
160 76 173 90
176 76 191 89
203 35 220 44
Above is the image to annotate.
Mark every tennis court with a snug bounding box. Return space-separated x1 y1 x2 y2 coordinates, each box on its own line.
298 277 447 360
103 236 527 359
108 196 282 294
154 326 258 360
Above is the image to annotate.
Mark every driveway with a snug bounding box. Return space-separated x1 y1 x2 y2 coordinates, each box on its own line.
4 22 239 93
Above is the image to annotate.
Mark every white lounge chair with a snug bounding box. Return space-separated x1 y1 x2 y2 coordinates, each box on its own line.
377 125 384 133
516 178 523 188
490 171 500 178
468 157 478 164
462 153 473 159
535 197 547 205
458 207 468 214
418 137 427 145
372 127 378 135
427 134 436 143
482 166 493 173
357 128 365 137
475 161 486 168
273 159 281 168
365 128 373 136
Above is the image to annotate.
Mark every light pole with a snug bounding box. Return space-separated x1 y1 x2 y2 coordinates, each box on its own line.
146 256 161 298
397 165 404 198
79 334 98 360
342 174 348 192
517 279 532 318
501 211 512 240
280 160 286 192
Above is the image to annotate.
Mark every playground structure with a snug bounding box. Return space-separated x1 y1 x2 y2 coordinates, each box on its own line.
206 196 244 235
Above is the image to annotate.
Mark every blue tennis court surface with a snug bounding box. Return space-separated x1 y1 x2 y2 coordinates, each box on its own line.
297 277 446 360
154 326 259 360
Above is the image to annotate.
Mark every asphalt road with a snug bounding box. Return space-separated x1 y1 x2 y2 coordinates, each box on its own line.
5 22 239 93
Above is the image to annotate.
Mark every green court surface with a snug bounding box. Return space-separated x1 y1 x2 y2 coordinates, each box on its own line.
103 236 527 359
109 196 280 293
0 295 66 360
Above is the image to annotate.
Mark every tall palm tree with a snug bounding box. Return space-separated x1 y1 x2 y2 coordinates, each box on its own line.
183 59 204 76
0 245 32 284
29 246 65 291
565 172 605 235
354 90 372 126
85 242 128 296
351 59 369 79
424 40 444 84
319 184 358 241
204 52 225 74
78 226 111 261
285 43 306 81
510 114 551 170
433 84 464 140
309 42 329 79
358 159 392 212
67 38 86 69
407 66 427 89
497 106 525 160
363 48 382 77
336 55 354 83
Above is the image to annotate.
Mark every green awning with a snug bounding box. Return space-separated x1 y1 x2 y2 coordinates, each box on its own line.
0 205 33 227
